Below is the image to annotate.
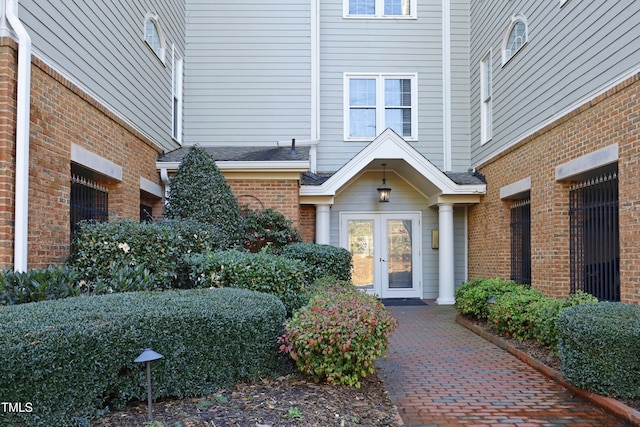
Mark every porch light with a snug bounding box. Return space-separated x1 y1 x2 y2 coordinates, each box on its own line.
134 348 164 421
377 163 392 202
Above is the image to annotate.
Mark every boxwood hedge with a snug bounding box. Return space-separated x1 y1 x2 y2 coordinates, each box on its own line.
279 243 352 283
558 302 640 398
0 288 285 427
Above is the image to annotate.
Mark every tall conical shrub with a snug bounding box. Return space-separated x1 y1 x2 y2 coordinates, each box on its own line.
165 146 243 248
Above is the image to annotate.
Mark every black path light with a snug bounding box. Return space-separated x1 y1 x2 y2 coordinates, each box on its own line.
377 163 392 202
134 348 164 421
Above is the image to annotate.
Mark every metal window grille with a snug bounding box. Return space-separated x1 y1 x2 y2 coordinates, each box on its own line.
510 198 531 285
70 174 109 234
569 173 619 301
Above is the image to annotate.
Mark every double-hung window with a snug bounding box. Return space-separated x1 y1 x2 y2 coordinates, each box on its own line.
345 0 415 18
345 73 417 140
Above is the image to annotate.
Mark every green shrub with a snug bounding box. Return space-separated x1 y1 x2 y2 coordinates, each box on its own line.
487 287 545 340
0 288 285 427
558 302 640 398
0 265 81 305
530 291 599 350
455 277 525 319
278 288 398 388
242 208 302 253
280 243 352 283
164 146 244 248
67 219 221 290
183 250 307 315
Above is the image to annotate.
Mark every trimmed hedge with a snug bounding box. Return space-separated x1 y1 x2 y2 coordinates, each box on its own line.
280 243 352 283
558 302 640 398
0 288 286 427
487 287 545 340
183 250 307 315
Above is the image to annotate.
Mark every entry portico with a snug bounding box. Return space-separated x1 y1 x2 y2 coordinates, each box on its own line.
300 129 486 304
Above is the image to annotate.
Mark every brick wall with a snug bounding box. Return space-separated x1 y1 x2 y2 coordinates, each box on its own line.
0 40 163 269
469 74 640 303
0 40 18 268
226 178 301 229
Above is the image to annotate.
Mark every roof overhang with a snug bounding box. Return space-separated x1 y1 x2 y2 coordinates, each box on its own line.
300 129 485 203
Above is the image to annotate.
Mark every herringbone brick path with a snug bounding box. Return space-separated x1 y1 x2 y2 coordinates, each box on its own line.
376 304 632 427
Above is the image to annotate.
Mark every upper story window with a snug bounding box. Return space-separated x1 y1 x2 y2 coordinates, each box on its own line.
344 73 417 140
480 51 492 144
345 0 416 18
144 12 166 64
502 15 528 65
172 46 183 142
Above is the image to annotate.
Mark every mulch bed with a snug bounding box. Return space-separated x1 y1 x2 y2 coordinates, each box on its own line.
92 373 401 427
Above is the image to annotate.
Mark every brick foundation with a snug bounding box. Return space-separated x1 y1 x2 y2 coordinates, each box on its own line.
469 73 640 303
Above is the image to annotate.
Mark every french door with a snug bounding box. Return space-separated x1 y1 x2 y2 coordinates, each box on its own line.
341 212 421 298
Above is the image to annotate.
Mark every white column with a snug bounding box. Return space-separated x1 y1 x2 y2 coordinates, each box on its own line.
437 203 456 305
315 204 331 245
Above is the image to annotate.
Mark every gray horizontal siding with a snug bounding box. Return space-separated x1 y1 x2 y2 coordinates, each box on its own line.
470 0 640 166
317 0 447 173
183 0 312 146
23 0 184 152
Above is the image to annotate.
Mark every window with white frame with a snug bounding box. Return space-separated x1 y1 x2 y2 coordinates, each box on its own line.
144 12 166 64
480 52 492 144
172 46 183 142
502 15 527 64
345 0 415 18
345 74 417 140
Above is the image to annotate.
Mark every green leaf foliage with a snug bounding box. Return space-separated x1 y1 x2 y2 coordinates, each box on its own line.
280 243 352 284
183 249 307 315
487 287 545 340
558 302 640 398
242 208 302 253
455 277 525 319
67 219 224 290
0 288 285 426
164 146 243 248
279 287 398 388
0 265 81 305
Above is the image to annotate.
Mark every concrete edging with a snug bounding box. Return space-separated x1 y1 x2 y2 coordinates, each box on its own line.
456 314 640 426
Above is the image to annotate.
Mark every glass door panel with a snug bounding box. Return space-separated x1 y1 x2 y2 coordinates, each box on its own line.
348 219 375 291
387 219 413 289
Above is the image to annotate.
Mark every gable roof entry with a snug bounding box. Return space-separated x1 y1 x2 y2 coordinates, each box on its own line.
299 129 486 200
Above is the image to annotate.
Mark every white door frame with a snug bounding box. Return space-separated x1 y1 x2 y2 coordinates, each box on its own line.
340 212 422 298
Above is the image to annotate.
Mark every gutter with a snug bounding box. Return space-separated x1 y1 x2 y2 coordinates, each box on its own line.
6 0 31 272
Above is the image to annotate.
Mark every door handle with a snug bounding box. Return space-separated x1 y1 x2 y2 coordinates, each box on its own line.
380 258 387 262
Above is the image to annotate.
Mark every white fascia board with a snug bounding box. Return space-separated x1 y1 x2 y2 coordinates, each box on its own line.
156 160 310 174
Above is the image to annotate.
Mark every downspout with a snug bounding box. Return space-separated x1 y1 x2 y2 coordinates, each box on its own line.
6 0 31 272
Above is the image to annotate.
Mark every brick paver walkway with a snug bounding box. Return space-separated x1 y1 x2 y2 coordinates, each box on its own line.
376 304 632 427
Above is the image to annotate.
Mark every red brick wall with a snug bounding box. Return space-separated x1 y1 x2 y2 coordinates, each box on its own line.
469 74 640 303
299 204 316 243
0 40 18 268
227 178 301 228
0 40 163 269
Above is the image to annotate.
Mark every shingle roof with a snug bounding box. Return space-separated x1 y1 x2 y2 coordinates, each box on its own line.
158 145 310 163
444 171 486 185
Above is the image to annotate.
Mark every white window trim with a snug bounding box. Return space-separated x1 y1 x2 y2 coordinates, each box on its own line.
343 0 417 19
343 72 418 142
144 12 167 65
501 14 528 66
480 51 493 145
171 45 183 143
